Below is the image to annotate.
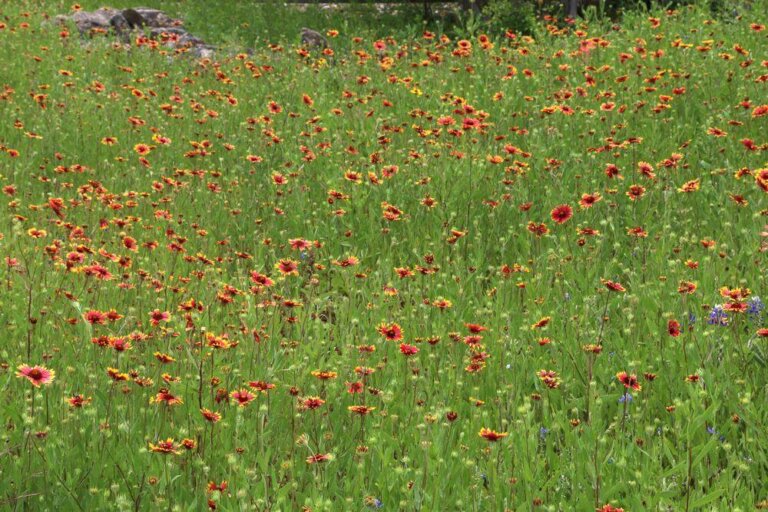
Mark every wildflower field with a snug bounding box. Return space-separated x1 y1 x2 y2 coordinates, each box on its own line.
1 1 767 510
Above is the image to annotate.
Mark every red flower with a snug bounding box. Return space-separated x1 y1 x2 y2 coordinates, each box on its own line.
752 105 768 118
300 396 325 410
346 381 364 394
478 428 508 441
275 259 299 276
201 408 222 423
84 310 107 325
667 319 680 337
348 405 376 415
602 279 626 293
150 388 183 406
149 309 170 326
616 371 641 391
306 453 332 464
17 365 55 387
207 481 228 493
537 369 561 389
527 221 549 237
149 438 180 455
377 322 403 341
399 343 419 356
465 323 488 333
597 505 625 512
626 184 646 200
550 204 573 224
66 394 92 408
230 389 256 407
579 192 602 209
248 380 276 393
249 271 274 288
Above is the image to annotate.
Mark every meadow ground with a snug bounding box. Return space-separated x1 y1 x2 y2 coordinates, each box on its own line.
0 1 767 510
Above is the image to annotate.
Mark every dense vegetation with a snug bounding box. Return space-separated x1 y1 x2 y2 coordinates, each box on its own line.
0 1 766 510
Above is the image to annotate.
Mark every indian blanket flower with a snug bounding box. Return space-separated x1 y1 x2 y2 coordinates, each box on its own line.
150 388 183 406
149 309 170 326
626 184 646 200
201 408 222 423
230 389 257 407
306 453 332 464
538 369 561 389
148 438 181 455
602 279 626 292
107 367 131 382
300 396 325 410
579 192 602 209
616 371 642 391
17 365 55 387
275 258 299 276
66 394 92 408
348 405 376 415
250 271 274 288
597 505 625 512
478 428 508 441
310 370 337 380
465 323 488 333
550 204 573 224
377 322 403 341
668 319 681 337
248 380 276 393
527 221 549 237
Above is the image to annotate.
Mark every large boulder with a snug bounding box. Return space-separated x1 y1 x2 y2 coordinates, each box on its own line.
53 6 215 59
131 8 183 28
68 7 120 35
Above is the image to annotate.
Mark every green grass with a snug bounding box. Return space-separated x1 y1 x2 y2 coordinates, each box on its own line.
0 1 767 510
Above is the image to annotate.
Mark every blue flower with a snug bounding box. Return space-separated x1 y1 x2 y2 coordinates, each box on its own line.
707 425 726 442
619 392 633 403
366 497 383 509
707 305 728 326
747 296 764 322
539 426 549 439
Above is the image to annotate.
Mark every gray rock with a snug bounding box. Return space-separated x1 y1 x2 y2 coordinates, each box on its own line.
121 9 146 29
70 7 120 35
132 7 182 27
53 6 218 60
300 27 328 49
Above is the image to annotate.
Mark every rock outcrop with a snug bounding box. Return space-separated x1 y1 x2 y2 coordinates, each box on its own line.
53 6 215 59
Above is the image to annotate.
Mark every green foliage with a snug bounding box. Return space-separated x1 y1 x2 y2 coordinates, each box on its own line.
0 1 767 510
481 0 538 35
